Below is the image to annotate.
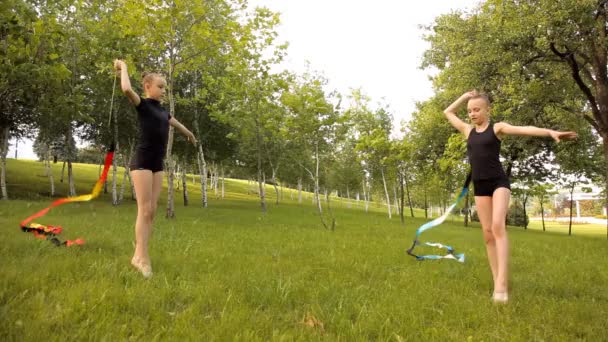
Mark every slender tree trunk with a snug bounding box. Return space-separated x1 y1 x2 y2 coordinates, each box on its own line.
165 60 176 219
182 164 189 206
111 143 119 205
124 143 135 200
213 162 219 197
61 161 66 183
569 183 575 236
393 183 399 215
257 149 266 213
46 148 55 197
399 171 405 224
67 159 76 197
324 187 336 230
271 167 279 205
540 196 545 231
166 157 176 218
314 144 322 214
197 147 208 208
255 114 266 212
0 126 9 200
403 175 414 217
368 170 373 203
176 164 180 191
192 72 207 208
523 193 528 229
111 102 119 205
297 177 302 203
381 167 391 219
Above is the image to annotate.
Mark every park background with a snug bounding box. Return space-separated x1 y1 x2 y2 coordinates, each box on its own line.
1 0 607 340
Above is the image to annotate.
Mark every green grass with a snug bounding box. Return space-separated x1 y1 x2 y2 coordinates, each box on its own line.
1 159 607 340
527 220 607 237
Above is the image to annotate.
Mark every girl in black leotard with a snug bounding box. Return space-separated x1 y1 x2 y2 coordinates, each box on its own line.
114 59 197 278
444 90 577 303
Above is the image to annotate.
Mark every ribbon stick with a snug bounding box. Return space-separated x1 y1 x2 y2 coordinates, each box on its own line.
407 172 471 262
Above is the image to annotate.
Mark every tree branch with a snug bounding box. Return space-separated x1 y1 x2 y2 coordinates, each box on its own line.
549 43 602 125
558 105 601 132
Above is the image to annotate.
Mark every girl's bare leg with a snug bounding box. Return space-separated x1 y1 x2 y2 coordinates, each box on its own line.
491 187 511 301
475 196 498 284
130 170 154 277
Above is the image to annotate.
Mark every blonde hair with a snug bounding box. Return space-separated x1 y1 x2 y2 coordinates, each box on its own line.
469 93 491 107
141 72 164 89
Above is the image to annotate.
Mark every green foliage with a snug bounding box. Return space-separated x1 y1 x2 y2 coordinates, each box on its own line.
420 0 605 186
506 202 530 228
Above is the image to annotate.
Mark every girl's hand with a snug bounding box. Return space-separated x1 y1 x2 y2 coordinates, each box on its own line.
550 130 577 142
462 90 479 100
187 134 198 146
114 59 125 71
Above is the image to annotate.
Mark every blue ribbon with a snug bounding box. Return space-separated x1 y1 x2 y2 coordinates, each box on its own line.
407 172 471 262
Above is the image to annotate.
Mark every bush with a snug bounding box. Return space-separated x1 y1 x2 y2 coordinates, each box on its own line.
507 204 529 227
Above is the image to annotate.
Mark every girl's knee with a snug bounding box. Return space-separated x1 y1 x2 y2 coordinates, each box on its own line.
491 221 506 238
139 203 155 222
483 229 495 244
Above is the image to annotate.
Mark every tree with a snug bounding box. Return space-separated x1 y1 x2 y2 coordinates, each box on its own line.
0 0 71 199
282 71 343 229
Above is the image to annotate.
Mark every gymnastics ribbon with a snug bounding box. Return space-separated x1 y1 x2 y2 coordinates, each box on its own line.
20 147 114 246
407 172 471 262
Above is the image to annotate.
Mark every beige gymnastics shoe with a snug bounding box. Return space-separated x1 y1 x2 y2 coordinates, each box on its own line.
131 257 153 278
492 292 509 304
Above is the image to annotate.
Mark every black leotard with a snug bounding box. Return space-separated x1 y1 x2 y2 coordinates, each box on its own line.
467 123 510 196
129 98 171 173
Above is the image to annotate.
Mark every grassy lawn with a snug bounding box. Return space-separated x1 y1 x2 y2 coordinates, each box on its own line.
1 159 607 340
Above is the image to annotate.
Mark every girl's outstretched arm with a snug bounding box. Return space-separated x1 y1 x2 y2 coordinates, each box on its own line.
443 91 476 136
114 60 141 106
494 122 577 142
169 117 197 145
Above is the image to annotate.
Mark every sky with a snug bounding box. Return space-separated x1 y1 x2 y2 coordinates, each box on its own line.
8 0 480 160
248 0 481 125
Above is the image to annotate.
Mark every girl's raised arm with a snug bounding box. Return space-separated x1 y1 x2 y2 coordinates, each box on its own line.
114 59 140 106
443 91 475 136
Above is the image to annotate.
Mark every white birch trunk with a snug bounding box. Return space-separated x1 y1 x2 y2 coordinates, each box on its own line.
197 147 208 208
46 149 55 197
297 178 302 203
